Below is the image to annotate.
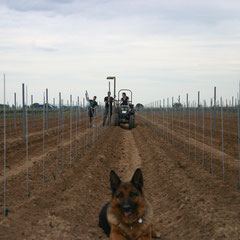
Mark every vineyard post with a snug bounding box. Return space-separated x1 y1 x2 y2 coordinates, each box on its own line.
221 97 224 180
198 91 200 129
195 101 197 162
75 97 79 162
3 74 8 216
25 86 30 197
178 95 181 131
210 98 213 173
188 99 191 157
31 95 34 129
61 99 64 173
86 100 88 150
14 92 17 130
183 101 185 154
42 92 46 187
46 88 49 133
152 102 154 124
172 97 174 144
22 83 25 141
186 93 189 154
163 99 165 140
70 95 72 168
55 92 61 178
160 100 162 137
238 88 240 189
202 100 205 168
53 97 56 128
167 98 169 141
214 87 216 133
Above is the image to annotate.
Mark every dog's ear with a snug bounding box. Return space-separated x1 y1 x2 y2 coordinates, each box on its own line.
110 170 121 196
131 168 143 193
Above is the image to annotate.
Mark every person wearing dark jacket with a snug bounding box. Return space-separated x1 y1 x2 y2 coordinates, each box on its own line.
103 91 114 126
120 92 129 105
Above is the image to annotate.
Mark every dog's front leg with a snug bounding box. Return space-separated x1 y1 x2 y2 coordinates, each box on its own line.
109 226 128 240
137 233 151 240
109 232 128 240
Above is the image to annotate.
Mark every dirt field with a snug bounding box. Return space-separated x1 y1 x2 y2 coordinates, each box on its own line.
1 113 240 239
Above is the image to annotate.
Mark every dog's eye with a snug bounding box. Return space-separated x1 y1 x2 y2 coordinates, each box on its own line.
116 192 124 198
130 192 138 198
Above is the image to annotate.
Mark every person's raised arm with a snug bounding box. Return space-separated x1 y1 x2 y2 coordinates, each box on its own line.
85 91 89 102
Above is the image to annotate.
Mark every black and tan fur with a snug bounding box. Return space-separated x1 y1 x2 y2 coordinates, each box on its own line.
99 168 160 239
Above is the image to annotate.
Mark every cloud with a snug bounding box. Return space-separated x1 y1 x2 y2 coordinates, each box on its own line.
0 0 240 104
0 0 74 12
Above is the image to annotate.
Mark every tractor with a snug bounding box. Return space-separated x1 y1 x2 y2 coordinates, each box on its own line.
113 89 135 130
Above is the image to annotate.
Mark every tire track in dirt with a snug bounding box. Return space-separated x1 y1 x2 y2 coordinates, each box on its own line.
117 127 142 180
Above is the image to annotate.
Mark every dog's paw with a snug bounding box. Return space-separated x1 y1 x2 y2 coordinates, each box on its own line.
152 232 161 239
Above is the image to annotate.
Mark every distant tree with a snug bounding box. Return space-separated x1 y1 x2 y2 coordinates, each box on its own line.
173 102 183 109
31 103 40 108
0 104 10 109
136 103 144 111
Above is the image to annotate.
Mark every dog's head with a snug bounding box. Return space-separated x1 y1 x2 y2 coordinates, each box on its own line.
109 168 146 223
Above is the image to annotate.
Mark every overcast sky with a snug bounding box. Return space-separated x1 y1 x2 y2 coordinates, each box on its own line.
1 0 240 105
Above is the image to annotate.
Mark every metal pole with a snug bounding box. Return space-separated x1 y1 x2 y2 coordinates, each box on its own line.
221 97 224 180
108 82 111 126
31 94 34 129
202 100 205 168
238 82 240 188
188 100 191 157
167 98 169 141
210 98 213 173
214 87 216 133
55 92 61 178
14 92 17 131
25 86 30 197
183 102 185 154
171 97 174 144
22 83 25 141
114 77 116 110
198 91 200 129
42 93 46 187
46 89 49 133
3 74 8 216
61 99 64 173
195 102 197 162
70 95 72 168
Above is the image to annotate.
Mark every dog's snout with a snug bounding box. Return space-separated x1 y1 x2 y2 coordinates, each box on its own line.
123 199 131 210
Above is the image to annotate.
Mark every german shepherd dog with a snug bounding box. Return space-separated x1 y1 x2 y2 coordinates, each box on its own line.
99 168 160 239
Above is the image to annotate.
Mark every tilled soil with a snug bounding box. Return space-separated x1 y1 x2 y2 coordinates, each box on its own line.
1 118 240 239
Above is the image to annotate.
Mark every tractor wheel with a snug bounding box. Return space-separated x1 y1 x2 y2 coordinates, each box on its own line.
113 113 119 126
129 115 134 130
133 116 136 128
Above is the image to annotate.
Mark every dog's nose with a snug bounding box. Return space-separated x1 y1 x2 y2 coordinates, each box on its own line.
123 202 131 211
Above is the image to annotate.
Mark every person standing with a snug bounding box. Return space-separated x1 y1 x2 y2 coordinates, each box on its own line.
103 91 114 126
85 91 98 127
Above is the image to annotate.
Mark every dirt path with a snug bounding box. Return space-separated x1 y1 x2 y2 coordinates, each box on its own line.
1 120 240 239
116 127 142 180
